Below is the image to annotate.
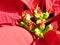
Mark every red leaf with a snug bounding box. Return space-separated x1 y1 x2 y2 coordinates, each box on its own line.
46 0 60 29
33 38 47 45
51 21 58 30
46 0 60 16
44 30 60 45
14 0 24 15
0 0 24 25
52 0 60 16
51 14 60 30
0 25 33 45
21 0 40 10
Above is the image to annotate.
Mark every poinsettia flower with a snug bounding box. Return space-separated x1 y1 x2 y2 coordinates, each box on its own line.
21 0 60 45
21 0 60 30
46 0 60 30
0 0 60 45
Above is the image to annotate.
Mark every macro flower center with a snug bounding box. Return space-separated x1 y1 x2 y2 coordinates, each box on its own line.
16 6 54 38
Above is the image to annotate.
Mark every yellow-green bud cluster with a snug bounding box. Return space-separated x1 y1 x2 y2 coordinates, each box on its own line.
19 7 53 38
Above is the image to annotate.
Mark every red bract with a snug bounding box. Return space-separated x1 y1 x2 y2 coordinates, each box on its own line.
44 30 60 45
21 0 60 45
0 0 60 45
52 14 60 30
46 0 60 30
0 0 24 25
33 38 47 45
46 0 60 16
0 25 33 45
21 0 40 10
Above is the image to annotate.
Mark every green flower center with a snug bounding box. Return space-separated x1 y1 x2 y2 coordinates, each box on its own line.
17 6 53 38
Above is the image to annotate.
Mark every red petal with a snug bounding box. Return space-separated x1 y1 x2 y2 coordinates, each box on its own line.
0 25 33 45
51 21 58 30
52 0 60 16
14 0 24 15
33 38 47 45
44 30 60 45
46 0 60 16
0 0 24 25
51 14 60 30
46 0 60 29
21 0 40 10
46 0 54 12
